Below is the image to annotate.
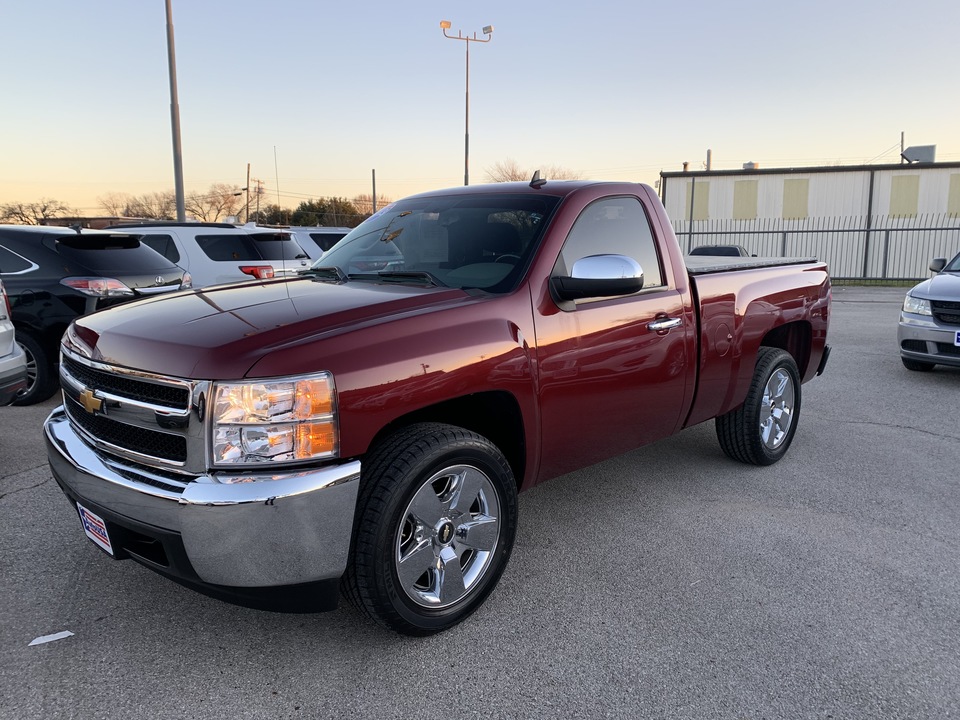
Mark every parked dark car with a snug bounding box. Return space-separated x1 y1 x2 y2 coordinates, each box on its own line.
689 245 755 257
0 225 191 405
898 251 960 371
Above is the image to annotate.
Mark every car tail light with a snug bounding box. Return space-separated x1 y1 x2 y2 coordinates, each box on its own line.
0 280 12 319
240 266 275 280
60 277 135 297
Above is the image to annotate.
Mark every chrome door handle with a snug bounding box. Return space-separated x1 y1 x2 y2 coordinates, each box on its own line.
647 317 682 332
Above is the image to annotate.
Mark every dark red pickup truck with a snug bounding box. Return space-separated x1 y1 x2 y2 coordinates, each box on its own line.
45 180 831 635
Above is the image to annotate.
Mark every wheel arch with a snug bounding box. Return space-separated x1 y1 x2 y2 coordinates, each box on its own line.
364 390 527 491
759 320 812 378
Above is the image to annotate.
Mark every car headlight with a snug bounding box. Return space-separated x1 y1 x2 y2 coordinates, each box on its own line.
903 294 932 316
211 373 338 466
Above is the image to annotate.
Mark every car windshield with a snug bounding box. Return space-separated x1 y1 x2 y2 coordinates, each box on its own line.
312 193 560 292
944 251 960 272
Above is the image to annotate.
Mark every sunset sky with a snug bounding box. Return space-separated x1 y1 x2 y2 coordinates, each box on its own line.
3 0 958 213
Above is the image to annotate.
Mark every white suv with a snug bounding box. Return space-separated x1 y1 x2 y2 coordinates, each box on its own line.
107 222 312 288
0 279 27 406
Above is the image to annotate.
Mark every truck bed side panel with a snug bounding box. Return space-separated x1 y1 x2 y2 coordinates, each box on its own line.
684 262 830 427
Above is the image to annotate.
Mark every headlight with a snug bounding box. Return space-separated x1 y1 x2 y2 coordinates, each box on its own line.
903 294 932 316
211 373 338 466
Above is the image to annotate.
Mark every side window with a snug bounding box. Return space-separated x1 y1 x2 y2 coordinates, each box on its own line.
554 196 664 289
0 244 39 274
195 234 258 262
139 234 181 264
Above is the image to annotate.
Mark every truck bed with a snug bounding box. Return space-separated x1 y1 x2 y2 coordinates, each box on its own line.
684 255 819 275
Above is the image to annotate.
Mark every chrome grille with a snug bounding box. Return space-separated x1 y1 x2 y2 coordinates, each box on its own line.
59 346 208 472
61 355 189 408
65 397 187 463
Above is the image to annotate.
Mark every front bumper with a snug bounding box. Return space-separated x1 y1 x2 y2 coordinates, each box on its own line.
898 313 960 368
45 406 361 611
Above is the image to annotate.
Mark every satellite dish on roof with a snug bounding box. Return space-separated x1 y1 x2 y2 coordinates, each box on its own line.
901 145 936 163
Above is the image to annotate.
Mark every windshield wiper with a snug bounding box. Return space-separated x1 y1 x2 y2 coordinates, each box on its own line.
300 266 347 282
348 271 446 287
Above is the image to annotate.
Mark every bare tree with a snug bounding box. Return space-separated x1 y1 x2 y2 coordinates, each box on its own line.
98 191 175 219
185 184 243 222
0 199 76 225
485 159 583 183
351 193 393 216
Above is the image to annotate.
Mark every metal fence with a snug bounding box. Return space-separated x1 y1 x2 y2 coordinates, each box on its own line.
671 214 960 283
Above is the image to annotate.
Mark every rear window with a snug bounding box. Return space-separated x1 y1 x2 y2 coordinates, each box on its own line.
248 232 309 261
139 234 181 264
195 234 260 262
195 232 307 262
53 234 174 273
308 232 347 253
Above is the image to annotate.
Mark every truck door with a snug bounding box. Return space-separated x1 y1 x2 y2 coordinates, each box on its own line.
534 195 691 480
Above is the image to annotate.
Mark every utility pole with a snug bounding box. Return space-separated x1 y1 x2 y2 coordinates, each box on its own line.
245 163 251 223
164 0 186 222
371 169 377 214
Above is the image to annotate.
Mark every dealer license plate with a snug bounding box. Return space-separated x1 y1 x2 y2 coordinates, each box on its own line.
77 502 114 556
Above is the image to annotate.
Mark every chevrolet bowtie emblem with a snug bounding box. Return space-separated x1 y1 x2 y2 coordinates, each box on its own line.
79 388 103 415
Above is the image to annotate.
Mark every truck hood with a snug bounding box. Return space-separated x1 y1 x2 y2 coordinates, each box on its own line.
66 277 472 378
910 272 960 299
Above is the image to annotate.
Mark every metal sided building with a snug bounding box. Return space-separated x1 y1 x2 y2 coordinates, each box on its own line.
658 162 960 281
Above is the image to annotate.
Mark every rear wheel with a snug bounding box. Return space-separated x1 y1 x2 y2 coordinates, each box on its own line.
901 357 935 372
343 423 518 636
716 347 801 466
12 333 59 406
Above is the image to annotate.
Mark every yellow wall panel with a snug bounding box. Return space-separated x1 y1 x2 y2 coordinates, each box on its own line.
890 175 919 217
733 180 758 220
783 179 809 219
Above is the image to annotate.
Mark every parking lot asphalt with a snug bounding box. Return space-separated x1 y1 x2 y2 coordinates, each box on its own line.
1 286 957 720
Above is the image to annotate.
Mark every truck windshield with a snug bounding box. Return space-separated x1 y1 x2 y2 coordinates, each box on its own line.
313 193 560 292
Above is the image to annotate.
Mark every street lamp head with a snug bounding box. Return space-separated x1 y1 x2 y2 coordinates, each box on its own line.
482 25 494 35
440 20 451 29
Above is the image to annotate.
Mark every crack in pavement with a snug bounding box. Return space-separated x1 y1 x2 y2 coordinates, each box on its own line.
820 415 960 441
0 476 51 501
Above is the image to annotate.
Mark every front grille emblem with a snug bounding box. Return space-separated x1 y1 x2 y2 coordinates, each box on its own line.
79 388 104 415
155 276 165 286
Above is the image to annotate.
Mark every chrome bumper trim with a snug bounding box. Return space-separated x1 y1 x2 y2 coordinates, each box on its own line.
45 407 361 588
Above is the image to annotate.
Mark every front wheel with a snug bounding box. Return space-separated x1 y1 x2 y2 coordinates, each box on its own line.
342 423 518 636
716 347 802 466
12 333 59 406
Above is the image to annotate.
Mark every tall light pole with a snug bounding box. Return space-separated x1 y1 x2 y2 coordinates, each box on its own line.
440 20 493 186
164 0 186 221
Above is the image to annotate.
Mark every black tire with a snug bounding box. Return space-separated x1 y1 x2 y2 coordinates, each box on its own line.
901 357 935 372
342 423 518 636
716 347 802 466
12 333 59 406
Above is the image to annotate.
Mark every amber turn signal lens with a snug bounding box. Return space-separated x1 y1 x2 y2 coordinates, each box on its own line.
296 421 336 458
295 379 333 417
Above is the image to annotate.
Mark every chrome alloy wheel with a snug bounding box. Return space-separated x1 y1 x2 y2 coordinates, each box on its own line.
395 464 501 609
759 366 795 450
